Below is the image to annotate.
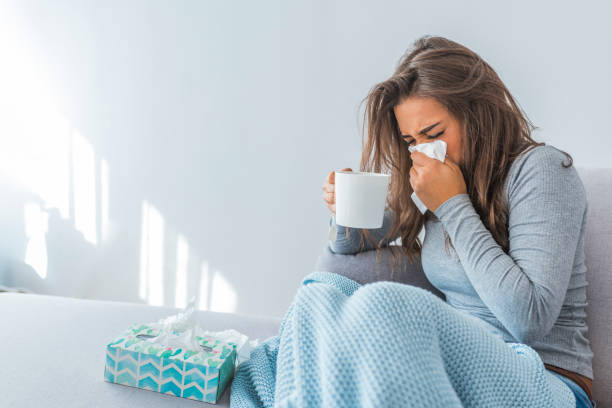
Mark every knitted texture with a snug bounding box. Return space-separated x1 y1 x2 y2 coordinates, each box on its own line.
230 271 575 407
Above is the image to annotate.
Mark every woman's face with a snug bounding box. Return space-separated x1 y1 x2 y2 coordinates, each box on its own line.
393 96 463 165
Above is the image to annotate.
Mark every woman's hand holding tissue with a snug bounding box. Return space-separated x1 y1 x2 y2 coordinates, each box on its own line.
409 150 467 213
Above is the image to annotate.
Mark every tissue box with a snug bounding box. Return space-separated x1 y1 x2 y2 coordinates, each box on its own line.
104 323 237 404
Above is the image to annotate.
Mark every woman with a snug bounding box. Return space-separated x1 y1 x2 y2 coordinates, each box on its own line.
322 35 594 406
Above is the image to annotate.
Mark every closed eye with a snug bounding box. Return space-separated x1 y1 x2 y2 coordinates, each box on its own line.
403 131 444 146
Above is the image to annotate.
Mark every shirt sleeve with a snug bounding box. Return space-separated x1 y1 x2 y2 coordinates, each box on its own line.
432 146 586 344
328 208 399 254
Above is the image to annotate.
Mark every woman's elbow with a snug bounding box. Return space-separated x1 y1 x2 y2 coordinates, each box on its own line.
328 242 359 255
511 320 553 344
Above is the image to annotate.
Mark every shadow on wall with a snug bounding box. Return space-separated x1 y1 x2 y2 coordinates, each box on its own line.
0 20 237 313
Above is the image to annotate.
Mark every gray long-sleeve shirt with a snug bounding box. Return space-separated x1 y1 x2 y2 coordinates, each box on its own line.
328 144 594 379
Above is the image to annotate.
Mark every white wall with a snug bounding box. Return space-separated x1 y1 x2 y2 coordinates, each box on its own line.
1 0 610 318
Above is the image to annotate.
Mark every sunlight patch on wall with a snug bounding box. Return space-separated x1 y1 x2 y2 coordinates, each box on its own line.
0 9 70 220
0 81 71 220
24 202 49 279
100 158 110 241
139 200 165 306
198 260 210 311
209 270 237 314
174 235 189 308
71 131 97 245
0 8 113 292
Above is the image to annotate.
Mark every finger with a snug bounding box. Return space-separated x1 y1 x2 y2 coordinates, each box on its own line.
328 168 352 186
322 191 335 204
330 203 336 215
409 167 418 189
412 151 435 164
410 151 425 166
321 183 335 193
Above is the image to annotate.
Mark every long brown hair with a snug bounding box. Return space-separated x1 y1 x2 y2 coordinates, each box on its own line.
348 35 572 276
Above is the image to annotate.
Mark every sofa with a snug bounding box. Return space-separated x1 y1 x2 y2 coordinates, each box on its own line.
315 166 612 407
1 167 608 407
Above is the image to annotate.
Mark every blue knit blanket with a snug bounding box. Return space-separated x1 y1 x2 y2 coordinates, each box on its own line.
230 271 574 407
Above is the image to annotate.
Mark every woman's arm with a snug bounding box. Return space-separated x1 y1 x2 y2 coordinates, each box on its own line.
433 146 586 344
329 208 398 254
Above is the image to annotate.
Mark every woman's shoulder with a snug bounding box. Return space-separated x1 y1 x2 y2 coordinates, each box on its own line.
510 144 571 173
505 144 584 201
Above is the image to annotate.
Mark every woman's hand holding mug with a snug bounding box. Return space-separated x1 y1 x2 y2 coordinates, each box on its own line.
322 168 352 215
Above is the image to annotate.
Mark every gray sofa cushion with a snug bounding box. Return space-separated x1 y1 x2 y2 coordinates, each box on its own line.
315 166 611 407
578 167 612 406
314 245 445 299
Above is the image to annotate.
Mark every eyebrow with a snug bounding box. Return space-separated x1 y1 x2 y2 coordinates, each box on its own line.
400 121 441 138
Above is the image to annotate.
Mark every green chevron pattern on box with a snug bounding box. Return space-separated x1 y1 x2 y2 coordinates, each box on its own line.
104 323 237 404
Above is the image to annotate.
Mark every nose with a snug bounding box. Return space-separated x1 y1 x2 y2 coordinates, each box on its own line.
411 139 432 149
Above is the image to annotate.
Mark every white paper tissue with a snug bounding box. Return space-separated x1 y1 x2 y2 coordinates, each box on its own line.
408 140 447 214
148 297 259 370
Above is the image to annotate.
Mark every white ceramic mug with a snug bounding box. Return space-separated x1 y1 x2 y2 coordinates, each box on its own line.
335 170 390 229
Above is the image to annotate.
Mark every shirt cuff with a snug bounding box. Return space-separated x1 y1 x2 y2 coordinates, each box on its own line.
433 193 472 222
328 214 338 241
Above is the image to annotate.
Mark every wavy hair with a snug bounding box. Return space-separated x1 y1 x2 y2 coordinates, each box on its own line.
347 35 572 277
